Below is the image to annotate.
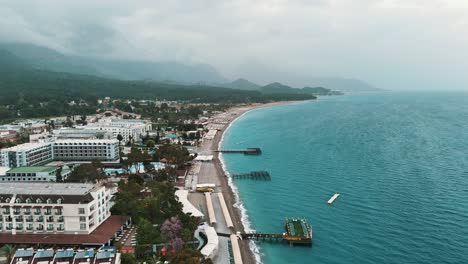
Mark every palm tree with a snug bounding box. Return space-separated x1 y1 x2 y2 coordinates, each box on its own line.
1 244 16 264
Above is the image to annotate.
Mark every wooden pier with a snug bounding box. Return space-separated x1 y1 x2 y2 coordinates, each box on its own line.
215 148 262 155
231 171 271 180
219 218 312 246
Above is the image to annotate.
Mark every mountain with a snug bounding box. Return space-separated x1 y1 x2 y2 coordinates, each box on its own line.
260 82 343 96
0 49 28 71
224 78 261 90
305 77 381 92
0 42 228 84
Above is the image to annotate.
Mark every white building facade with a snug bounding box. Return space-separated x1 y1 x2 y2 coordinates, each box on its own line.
0 183 112 234
85 119 152 143
52 139 119 162
1 140 120 168
0 143 53 167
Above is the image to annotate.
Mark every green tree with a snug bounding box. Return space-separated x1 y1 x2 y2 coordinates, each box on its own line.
117 134 123 147
66 161 105 183
0 244 16 264
120 253 137 264
146 139 155 148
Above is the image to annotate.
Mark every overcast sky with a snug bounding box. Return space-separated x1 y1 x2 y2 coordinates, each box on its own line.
1 0 468 90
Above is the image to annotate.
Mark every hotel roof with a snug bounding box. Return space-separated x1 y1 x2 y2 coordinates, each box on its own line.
0 183 96 196
7 166 58 174
0 216 128 245
1 142 51 152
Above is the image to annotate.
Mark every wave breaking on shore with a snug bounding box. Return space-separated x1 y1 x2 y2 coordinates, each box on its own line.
218 110 263 264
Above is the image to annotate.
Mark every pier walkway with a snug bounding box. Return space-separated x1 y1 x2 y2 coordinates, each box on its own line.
231 171 271 180
215 148 262 155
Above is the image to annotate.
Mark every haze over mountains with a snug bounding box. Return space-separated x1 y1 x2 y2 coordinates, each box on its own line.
0 42 380 92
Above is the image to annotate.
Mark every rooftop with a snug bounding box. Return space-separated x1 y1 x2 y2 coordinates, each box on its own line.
54 139 118 144
1 142 51 152
0 215 128 245
0 183 97 196
7 166 58 174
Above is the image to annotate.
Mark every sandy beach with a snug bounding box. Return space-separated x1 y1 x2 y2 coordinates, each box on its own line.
192 101 305 263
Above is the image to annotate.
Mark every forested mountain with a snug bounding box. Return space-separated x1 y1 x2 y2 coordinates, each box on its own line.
0 43 227 83
224 78 261 90
0 49 315 121
261 82 343 96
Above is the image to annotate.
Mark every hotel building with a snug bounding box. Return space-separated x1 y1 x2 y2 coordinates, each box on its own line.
0 143 53 167
0 139 120 168
0 183 112 235
85 119 152 143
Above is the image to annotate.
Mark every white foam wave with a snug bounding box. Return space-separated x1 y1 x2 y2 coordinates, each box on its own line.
218 109 263 264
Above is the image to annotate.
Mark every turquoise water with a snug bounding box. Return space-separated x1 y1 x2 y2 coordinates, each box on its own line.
221 92 468 264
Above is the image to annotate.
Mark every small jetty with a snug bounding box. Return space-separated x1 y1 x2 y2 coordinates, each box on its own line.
328 193 340 204
239 218 312 246
231 171 271 180
215 147 262 155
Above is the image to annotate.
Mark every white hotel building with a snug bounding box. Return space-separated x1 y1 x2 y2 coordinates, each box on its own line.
85 119 152 143
0 139 120 167
0 183 111 234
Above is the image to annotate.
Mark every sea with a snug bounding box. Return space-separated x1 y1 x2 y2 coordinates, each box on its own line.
219 92 468 264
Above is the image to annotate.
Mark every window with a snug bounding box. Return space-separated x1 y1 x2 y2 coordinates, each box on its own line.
80 223 87 230
79 216 86 222
78 208 85 214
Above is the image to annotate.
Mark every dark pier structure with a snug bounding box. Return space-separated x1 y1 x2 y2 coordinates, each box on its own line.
215 147 262 155
219 218 312 246
231 171 271 180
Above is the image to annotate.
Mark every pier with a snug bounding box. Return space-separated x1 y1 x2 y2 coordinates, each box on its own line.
215 147 262 155
219 218 312 246
231 171 271 180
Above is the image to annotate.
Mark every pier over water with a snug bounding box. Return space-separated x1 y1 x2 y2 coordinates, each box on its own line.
215 147 262 155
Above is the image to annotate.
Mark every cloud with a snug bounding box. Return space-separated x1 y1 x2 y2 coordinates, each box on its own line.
1 0 468 90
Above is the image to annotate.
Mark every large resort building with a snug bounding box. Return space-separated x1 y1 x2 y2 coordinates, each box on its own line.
85 119 152 143
0 183 112 235
0 143 53 168
0 183 128 247
0 139 120 167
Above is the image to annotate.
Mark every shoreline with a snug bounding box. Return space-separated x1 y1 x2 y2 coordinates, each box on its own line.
208 100 310 263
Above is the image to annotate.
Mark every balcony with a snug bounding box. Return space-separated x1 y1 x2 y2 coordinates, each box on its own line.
36 227 44 231
46 227 54 231
46 218 54 223
44 211 52 215
26 227 33 231
36 217 44 222
55 210 62 215
3 210 10 214
34 211 41 215
57 227 65 231
5 217 12 222
57 217 64 223
16 217 23 222
26 217 33 222
23 211 31 215
13 211 21 215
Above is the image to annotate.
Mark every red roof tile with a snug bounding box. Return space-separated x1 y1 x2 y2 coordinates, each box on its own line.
0 215 128 245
